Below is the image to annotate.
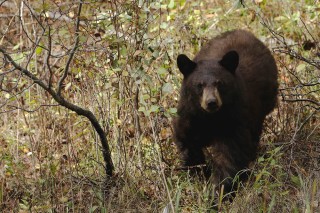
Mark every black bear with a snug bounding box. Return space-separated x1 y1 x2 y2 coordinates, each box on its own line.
173 30 278 196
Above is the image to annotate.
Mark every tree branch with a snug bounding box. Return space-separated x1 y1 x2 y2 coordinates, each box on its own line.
57 1 83 96
0 47 114 177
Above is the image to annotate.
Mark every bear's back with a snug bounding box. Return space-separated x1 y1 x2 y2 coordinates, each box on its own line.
194 30 277 81
194 30 278 122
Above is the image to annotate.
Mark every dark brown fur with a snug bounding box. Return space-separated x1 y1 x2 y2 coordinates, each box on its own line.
174 30 278 197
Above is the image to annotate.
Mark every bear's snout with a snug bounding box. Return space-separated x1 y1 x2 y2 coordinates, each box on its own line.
201 87 222 112
207 98 218 111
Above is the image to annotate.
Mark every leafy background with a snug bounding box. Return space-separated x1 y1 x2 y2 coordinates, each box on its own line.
0 0 319 212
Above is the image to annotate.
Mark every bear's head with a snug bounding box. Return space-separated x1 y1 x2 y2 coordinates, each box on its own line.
177 51 240 114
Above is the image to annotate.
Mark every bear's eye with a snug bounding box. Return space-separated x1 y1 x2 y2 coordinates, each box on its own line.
216 80 224 87
197 83 203 90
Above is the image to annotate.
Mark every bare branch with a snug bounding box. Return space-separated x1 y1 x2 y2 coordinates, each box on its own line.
0 48 49 90
0 104 60 114
278 60 320 87
47 26 54 89
57 1 83 96
0 67 15 76
1 1 86 25
274 48 320 69
256 12 320 69
280 97 320 108
0 47 114 177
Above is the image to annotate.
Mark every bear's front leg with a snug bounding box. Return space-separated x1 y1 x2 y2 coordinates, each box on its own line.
173 117 210 176
208 141 251 198
180 144 206 167
176 142 211 177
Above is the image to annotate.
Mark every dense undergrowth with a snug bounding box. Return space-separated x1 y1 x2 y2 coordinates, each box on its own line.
0 0 319 212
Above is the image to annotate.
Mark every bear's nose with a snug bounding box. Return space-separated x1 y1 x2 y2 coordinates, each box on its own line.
207 99 218 110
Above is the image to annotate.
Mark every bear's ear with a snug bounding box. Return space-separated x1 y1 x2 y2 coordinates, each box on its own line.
177 54 197 77
219 51 239 74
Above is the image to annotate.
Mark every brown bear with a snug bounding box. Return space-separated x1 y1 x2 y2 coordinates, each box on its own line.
173 30 278 197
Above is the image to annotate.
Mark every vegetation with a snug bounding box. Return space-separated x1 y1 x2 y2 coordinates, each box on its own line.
0 0 319 212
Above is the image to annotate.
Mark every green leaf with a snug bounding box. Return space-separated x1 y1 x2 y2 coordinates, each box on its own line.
258 157 264 162
296 63 306 72
291 175 301 187
152 50 159 58
273 146 282 154
157 67 167 75
169 108 177 114
168 0 175 9
90 206 99 213
35 46 43 55
179 0 186 7
65 82 72 91
150 105 159 112
162 83 173 94
121 46 127 56
12 42 22 50
59 196 69 203
160 22 168 29
50 163 58 175
274 16 287 21
79 35 87 43
138 106 146 112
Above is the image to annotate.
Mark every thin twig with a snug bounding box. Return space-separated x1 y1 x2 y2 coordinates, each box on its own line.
57 1 83 96
0 104 60 114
